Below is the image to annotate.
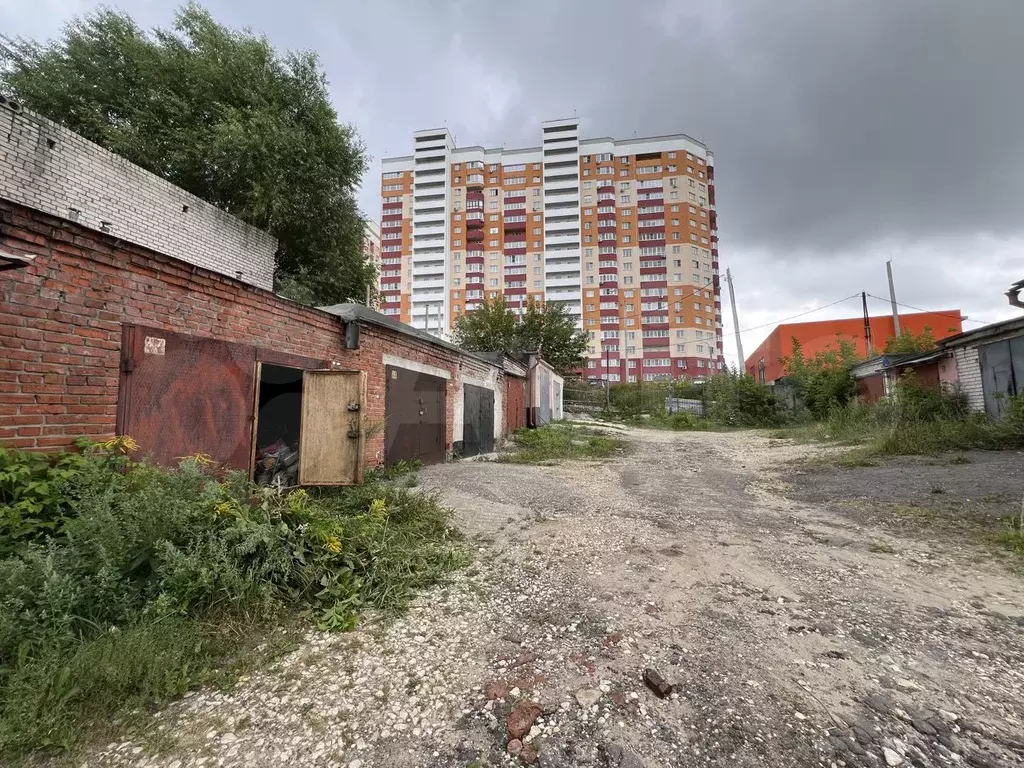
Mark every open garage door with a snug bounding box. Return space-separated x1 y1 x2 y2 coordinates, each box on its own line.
117 325 256 470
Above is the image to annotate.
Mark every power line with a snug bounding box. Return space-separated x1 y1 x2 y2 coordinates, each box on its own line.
863 293 990 327
736 293 862 334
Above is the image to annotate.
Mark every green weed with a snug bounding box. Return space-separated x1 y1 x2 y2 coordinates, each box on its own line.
500 424 625 464
0 447 466 759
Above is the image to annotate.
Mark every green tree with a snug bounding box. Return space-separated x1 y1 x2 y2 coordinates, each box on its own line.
453 296 588 375
783 337 861 420
0 4 371 305
884 326 937 354
451 295 519 354
704 373 785 427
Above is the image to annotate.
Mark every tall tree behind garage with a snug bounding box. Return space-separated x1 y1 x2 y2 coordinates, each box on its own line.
0 4 373 305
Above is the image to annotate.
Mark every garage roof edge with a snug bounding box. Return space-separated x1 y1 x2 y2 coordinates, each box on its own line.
317 303 503 369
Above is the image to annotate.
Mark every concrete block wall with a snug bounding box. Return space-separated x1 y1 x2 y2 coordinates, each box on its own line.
0 199 505 466
953 346 985 413
0 102 277 290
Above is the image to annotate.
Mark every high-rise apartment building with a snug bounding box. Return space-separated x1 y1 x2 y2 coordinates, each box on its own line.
379 119 724 381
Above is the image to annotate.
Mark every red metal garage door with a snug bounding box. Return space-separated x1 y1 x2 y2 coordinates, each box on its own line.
117 325 256 470
505 376 526 433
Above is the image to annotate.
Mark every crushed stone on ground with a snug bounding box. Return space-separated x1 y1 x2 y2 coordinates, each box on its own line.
82 427 1024 768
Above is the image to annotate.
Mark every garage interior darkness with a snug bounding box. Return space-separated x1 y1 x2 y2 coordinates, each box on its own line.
254 363 303 486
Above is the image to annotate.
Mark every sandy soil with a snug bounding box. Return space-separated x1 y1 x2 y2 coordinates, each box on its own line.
89 427 1024 768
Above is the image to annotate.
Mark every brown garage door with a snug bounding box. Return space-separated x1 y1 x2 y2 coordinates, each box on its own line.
384 365 446 466
117 325 256 470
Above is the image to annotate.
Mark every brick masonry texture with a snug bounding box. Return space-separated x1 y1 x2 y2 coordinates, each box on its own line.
0 104 277 290
0 199 505 468
953 346 985 413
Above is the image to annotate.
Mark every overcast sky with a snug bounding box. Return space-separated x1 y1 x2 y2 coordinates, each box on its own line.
2 0 1021 363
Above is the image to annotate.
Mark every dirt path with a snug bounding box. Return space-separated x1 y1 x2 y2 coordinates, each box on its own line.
93 428 1024 768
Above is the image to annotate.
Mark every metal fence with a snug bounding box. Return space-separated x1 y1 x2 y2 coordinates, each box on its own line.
665 397 705 417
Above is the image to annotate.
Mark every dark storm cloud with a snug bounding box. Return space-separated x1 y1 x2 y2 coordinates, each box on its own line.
368 0 1024 255
3 0 1021 362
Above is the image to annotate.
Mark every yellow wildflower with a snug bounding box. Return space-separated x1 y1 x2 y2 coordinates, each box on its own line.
368 498 388 518
324 535 342 554
102 435 139 453
214 501 236 517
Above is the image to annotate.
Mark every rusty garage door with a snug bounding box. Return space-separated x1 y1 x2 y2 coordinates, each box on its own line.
505 376 525 433
117 325 256 470
384 365 446 466
462 384 495 457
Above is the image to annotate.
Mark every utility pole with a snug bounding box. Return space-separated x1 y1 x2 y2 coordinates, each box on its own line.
603 341 611 410
725 269 744 372
886 259 901 337
861 291 873 357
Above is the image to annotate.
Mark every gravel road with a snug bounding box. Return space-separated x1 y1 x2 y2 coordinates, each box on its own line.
91 427 1024 768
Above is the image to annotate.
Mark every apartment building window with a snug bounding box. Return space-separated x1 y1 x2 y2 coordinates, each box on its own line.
620 169 628 177
624 290 634 298
625 318 635 326
583 195 592 203
489 264 498 273
584 235 592 243
623 276 634 285
622 236 631 244
533 177 541 184
623 262 633 270
620 195 631 203
533 240 541 248
623 248 633 257
534 280 542 288
535 254 542 261
382 183 403 191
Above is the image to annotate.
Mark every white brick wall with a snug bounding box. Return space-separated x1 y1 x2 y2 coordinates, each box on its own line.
0 102 277 290
953 346 985 412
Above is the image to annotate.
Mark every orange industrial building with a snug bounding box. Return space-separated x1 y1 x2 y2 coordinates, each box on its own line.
744 310 964 383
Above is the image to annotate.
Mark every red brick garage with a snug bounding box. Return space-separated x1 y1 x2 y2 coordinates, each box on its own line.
0 199 507 477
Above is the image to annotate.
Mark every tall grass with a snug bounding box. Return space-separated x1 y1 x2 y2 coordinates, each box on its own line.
800 386 1024 457
501 423 625 463
0 447 466 758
